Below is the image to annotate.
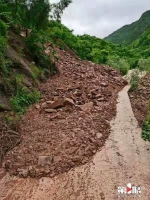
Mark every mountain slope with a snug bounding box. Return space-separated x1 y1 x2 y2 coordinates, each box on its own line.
105 10 150 46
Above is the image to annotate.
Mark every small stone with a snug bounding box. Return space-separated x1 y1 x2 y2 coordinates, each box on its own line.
49 114 58 120
63 98 74 106
95 94 102 98
38 156 53 166
44 109 57 113
41 102 49 109
96 132 103 139
18 169 28 178
28 166 36 177
35 104 40 109
97 97 105 102
100 192 105 200
100 82 108 87
48 99 64 109
80 102 94 112
46 101 55 104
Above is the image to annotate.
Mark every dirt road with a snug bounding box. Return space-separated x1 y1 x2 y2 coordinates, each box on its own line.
0 85 150 200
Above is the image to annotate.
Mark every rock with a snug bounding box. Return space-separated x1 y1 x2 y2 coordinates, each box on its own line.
96 132 103 139
97 97 105 102
41 102 49 109
38 156 53 166
3 160 11 170
18 168 28 178
44 109 57 113
28 166 36 177
95 94 102 98
48 99 64 109
53 156 62 163
80 102 94 112
100 82 108 87
46 101 55 104
49 114 58 120
63 98 74 106
100 192 105 200
35 104 40 109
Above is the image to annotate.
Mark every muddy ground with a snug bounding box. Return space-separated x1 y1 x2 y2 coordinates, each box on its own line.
2 47 126 178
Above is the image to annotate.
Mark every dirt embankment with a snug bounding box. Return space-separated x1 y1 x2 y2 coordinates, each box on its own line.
2 47 127 178
129 74 150 126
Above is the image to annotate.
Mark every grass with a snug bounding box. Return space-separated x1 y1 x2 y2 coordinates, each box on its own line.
10 87 40 114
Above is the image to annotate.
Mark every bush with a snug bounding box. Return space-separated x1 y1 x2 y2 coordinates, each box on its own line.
0 19 8 37
107 56 130 75
26 31 57 75
138 58 150 72
10 87 40 114
129 70 140 91
142 113 150 141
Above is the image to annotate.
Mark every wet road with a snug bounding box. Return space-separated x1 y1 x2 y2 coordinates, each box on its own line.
0 86 150 200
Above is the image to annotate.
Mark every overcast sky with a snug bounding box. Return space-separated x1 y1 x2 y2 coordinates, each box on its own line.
51 0 150 38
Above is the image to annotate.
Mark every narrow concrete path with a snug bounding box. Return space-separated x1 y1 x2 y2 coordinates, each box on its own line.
0 86 150 200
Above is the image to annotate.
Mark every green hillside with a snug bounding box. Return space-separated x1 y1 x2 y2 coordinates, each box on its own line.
105 10 150 46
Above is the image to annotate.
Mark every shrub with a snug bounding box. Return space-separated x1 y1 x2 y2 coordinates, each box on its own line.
142 112 150 141
107 56 130 75
138 58 150 72
26 31 57 75
0 19 8 37
129 70 140 91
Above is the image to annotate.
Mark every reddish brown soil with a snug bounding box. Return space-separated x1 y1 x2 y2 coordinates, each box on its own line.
3 48 127 178
129 74 150 126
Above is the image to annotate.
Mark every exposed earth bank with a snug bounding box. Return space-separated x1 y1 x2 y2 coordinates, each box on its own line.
129 74 150 126
2 47 126 178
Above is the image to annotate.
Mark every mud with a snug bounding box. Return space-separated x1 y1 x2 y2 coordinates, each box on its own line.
0 85 150 200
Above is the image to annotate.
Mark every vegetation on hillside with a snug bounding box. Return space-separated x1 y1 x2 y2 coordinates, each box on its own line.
105 10 150 46
0 0 71 116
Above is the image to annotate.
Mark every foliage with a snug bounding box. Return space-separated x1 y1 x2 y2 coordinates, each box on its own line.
51 0 72 20
46 21 131 66
0 21 8 75
138 58 150 72
26 30 57 74
105 10 150 46
10 87 40 114
30 62 43 82
129 70 140 91
107 56 130 75
0 19 8 36
142 101 150 141
0 0 72 36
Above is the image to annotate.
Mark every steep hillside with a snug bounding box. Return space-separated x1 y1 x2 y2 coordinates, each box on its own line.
46 21 131 75
128 27 150 59
105 10 150 46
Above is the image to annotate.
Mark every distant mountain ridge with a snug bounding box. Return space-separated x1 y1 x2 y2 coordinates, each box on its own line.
105 10 150 46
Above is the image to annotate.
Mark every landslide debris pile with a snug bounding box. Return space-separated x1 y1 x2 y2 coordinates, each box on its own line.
3 47 127 178
129 74 150 126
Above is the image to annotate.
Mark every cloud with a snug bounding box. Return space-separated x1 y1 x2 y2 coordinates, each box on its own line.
51 0 150 38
